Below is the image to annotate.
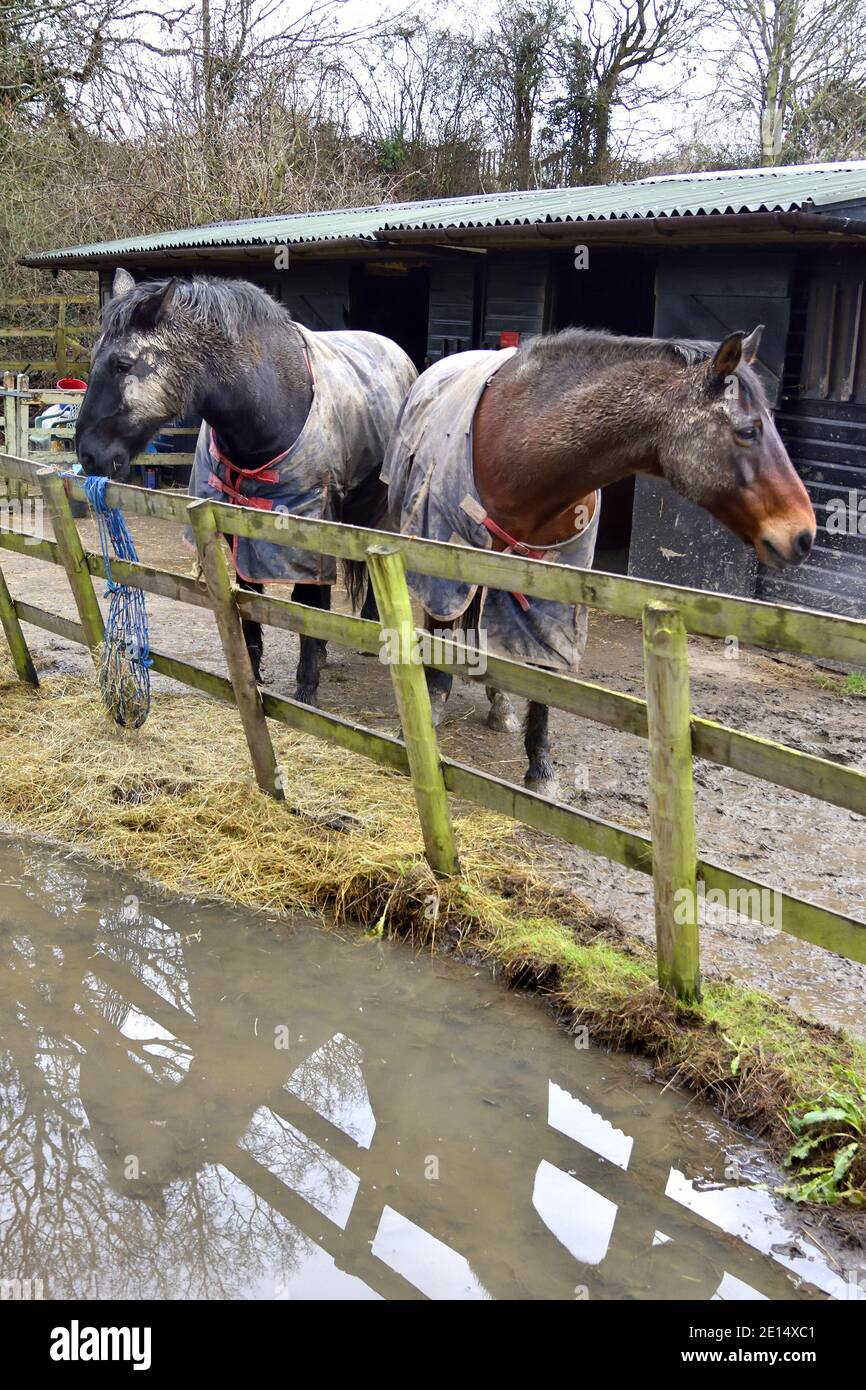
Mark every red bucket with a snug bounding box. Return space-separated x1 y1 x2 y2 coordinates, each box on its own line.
57 377 87 391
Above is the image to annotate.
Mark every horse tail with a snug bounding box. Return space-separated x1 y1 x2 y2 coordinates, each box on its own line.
342 559 368 613
453 588 484 634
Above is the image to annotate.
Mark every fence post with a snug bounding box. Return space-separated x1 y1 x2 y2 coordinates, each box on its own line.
38 467 104 658
55 300 68 381
187 499 284 801
3 372 16 459
0 561 38 686
2 373 25 505
366 543 459 876
642 602 701 1003
15 374 29 459
7 375 30 507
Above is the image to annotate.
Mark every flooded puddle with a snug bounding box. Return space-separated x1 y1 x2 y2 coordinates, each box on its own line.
0 834 862 1302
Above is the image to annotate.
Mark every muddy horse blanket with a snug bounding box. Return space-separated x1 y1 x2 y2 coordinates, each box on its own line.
190 323 416 584
382 348 601 671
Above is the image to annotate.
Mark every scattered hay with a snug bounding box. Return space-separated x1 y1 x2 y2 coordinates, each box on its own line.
1 653 865 1208
0 662 575 938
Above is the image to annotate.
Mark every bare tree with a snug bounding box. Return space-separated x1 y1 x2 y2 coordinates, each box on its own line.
348 18 487 196
578 0 700 181
713 0 866 164
482 1 564 188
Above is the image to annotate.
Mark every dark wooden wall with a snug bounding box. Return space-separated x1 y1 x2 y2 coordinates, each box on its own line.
426 257 480 362
425 251 549 363
481 252 550 347
763 251 866 619
273 263 349 330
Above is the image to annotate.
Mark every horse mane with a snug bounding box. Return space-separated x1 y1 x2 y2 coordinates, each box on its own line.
514 326 768 405
101 275 292 340
516 327 716 370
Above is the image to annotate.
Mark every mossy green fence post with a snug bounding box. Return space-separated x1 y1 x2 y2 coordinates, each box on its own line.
187 499 285 801
643 602 701 1003
366 543 459 877
38 467 105 660
0 561 38 686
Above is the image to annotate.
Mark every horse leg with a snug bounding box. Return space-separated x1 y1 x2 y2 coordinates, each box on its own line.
524 700 558 798
292 583 330 706
425 666 453 727
423 612 452 727
237 578 264 683
485 685 520 733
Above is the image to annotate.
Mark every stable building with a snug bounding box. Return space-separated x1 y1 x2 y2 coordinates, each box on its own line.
22 161 866 617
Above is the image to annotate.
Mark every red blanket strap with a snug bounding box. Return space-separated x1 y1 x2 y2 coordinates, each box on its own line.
479 514 547 612
207 471 274 510
209 428 289 481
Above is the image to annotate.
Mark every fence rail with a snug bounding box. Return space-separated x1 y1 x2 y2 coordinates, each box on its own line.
0 450 864 998
0 294 98 376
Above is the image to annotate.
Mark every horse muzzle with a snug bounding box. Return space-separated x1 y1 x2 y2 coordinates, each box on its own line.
755 525 815 568
75 444 133 483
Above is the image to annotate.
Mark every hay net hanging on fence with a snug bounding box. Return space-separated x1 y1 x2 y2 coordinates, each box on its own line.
82 475 152 729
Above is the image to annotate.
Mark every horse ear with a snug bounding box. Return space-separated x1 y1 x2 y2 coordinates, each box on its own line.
155 278 178 322
741 324 764 365
112 267 135 298
709 331 744 386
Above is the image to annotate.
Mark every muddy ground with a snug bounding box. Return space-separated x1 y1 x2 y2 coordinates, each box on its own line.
2 509 865 1036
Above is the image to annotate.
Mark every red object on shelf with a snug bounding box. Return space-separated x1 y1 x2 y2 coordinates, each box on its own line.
499 331 520 348
57 377 87 390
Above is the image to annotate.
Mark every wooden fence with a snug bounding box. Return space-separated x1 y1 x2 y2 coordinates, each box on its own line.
0 382 195 480
0 294 98 377
0 449 864 1001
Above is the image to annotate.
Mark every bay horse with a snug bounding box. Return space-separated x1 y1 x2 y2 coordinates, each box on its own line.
75 269 416 705
383 326 816 797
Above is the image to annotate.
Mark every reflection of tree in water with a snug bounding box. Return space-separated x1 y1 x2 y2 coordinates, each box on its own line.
285 1034 375 1148
0 851 373 1298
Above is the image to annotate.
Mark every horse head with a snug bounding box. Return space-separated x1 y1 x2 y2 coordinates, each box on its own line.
656 327 816 568
75 269 189 482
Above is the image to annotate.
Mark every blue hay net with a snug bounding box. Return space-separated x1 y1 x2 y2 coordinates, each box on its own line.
82 475 152 728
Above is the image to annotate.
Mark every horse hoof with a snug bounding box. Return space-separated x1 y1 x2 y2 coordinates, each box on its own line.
293 686 320 708
524 773 560 800
486 705 520 733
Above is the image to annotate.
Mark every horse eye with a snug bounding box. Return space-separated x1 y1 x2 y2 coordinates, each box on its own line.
734 424 759 445
114 354 134 374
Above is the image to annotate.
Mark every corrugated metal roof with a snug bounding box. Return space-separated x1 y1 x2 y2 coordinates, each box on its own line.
24 160 866 264
380 163 866 229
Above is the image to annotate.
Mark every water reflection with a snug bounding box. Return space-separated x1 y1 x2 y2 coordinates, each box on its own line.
0 836 862 1302
532 1161 618 1265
